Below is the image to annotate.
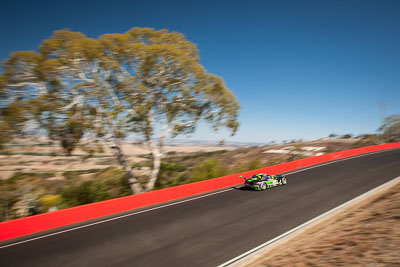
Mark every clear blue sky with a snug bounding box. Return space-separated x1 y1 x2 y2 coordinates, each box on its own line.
1 0 400 143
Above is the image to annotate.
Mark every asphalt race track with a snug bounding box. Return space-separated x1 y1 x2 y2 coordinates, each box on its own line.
1 148 400 267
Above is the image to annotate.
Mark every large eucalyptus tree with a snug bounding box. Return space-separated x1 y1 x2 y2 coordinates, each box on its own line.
0 27 240 193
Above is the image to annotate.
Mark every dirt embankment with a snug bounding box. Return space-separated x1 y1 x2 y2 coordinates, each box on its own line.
243 179 400 266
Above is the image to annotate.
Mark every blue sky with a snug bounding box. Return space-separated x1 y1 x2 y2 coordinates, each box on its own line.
1 0 400 143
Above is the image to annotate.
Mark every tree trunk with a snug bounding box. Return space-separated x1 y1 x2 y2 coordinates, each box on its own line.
104 112 143 195
109 142 143 195
145 139 162 191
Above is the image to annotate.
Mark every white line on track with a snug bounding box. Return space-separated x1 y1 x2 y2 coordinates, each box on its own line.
218 175 400 267
0 188 233 249
0 148 398 249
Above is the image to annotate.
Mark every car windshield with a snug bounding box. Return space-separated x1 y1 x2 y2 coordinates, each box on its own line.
251 174 262 179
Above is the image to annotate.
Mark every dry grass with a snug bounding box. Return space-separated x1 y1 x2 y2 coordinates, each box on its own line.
0 137 360 181
243 180 400 267
0 138 360 180
0 138 236 180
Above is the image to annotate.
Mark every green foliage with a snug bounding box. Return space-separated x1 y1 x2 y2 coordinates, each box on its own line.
154 161 189 189
0 99 29 150
40 195 62 212
154 153 266 189
158 167 185 187
0 167 132 221
131 161 152 169
323 148 339 154
0 180 20 221
7 171 55 183
232 146 255 154
0 172 53 221
341 134 353 139
191 158 228 182
352 134 383 148
59 169 128 209
247 158 263 170
94 167 132 197
352 115 400 148
59 120 85 155
1 27 241 193
160 161 187 173
60 180 111 207
233 158 264 173
379 115 400 142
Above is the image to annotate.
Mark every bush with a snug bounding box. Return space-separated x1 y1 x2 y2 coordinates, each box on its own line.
160 161 186 173
155 173 191 189
0 182 19 221
40 195 62 212
379 115 400 142
233 158 263 173
341 134 353 139
153 161 188 189
60 180 111 207
247 158 263 170
352 134 383 148
191 158 228 182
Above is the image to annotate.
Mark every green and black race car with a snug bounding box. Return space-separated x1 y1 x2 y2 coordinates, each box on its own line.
240 173 287 190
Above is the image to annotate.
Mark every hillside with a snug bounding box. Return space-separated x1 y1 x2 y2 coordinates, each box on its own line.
0 137 360 221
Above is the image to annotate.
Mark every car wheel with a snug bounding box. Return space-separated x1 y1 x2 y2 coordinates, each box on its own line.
281 177 287 185
260 182 267 190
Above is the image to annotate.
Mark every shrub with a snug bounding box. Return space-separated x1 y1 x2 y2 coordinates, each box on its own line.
379 115 400 142
153 161 188 189
191 158 228 182
247 158 263 170
352 134 383 148
60 180 111 208
40 195 62 212
160 161 186 173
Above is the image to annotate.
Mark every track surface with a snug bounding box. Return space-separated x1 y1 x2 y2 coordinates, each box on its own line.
1 149 400 267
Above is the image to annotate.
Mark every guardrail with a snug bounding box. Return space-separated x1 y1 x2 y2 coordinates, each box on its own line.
1 142 399 242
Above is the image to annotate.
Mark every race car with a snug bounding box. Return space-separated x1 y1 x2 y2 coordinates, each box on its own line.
240 173 287 190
